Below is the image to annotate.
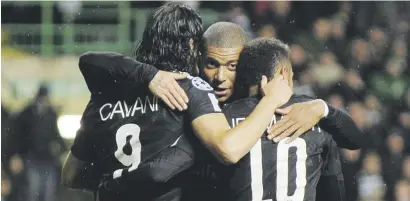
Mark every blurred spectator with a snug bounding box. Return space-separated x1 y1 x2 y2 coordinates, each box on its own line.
357 152 386 201
1 170 11 201
347 102 369 130
293 70 316 97
369 59 409 105
397 111 410 153
332 1 352 23
6 155 25 201
310 51 345 91
390 38 409 76
404 89 410 110
257 24 277 38
367 27 390 68
326 93 345 109
224 2 253 39
382 133 407 201
2 106 12 167
328 19 347 62
290 43 315 97
256 1 296 43
398 111 410 132
395 180 410 201
391 38 408 60
328 69 366 103
14 84 67 201
346 38 373 80
341 149 362 201
402 156 410 182
2 105 26 201
364 94 383 128
289 44 309 79
294 18 331 60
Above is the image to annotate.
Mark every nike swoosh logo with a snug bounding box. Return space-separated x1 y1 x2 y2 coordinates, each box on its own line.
171 135 183 147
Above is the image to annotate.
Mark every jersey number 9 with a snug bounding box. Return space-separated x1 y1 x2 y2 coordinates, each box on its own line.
113 123 142 179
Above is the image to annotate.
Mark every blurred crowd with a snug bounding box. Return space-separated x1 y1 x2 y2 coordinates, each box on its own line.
2 1 410 201
238 2 410 201
2 84 68 201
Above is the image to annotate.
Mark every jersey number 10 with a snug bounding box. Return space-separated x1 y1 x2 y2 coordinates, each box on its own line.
250 137 307 201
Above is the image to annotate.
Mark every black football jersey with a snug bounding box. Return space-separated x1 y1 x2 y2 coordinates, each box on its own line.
70 52 222 196
218 95 343 201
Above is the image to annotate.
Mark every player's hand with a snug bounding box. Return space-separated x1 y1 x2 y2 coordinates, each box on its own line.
267 100 326 143
149 71 189 111
260 75 292 107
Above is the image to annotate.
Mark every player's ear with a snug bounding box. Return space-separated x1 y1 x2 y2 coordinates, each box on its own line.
276 62 292 82
274 64 287 78
281 66 289 76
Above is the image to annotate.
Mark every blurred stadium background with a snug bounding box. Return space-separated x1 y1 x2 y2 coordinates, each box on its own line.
1 1 410 201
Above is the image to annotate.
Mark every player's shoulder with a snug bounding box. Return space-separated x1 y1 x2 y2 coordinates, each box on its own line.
281 94 316 107
79 51 124 66
225 97 259 109
177 75 214 93
223 97 259 117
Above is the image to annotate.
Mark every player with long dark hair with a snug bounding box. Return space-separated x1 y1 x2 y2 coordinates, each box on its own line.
135 3 203 74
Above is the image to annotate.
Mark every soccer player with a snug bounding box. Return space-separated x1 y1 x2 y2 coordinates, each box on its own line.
217 38 345 201
74 20 366 201
200 22 369 147
63 3 293 201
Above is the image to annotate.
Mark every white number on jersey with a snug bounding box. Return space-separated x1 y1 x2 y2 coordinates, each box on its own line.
113 123 142 179
250 137 307 201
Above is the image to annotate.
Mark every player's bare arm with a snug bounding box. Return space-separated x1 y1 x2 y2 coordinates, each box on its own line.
192 75 292 165
79 52 189 111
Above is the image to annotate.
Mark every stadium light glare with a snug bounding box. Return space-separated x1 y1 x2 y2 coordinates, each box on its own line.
57 115 82 139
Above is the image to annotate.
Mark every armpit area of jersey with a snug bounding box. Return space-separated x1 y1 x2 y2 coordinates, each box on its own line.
103 134 195 190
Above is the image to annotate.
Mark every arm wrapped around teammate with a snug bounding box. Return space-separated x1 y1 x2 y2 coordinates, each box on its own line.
267 95 371 150
319 106 372 150
79 51 189 110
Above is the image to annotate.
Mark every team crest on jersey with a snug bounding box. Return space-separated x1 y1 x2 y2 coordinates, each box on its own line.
191 77 213 91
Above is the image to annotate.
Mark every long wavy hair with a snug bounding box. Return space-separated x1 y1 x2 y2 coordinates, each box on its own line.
135 3 203 75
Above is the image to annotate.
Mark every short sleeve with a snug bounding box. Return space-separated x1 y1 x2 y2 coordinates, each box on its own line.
186 77 222 121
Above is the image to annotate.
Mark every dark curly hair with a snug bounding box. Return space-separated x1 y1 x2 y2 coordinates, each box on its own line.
135 3 203 75
231 38 290 100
